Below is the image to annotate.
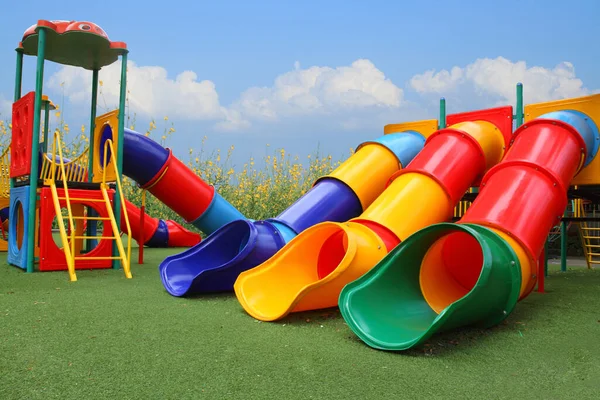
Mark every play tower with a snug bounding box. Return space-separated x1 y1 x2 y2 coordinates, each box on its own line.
9 20 132 281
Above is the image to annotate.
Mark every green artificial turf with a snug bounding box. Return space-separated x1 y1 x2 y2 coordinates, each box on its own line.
1 250 599 399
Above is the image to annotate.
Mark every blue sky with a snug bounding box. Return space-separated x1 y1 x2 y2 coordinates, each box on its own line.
1 0 599 165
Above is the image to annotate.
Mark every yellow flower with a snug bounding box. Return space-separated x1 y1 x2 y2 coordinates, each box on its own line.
164 116 168 121
81 125 85 133
99 80 104 86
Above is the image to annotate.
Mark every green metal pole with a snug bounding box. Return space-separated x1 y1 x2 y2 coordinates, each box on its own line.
439 97 446 129
14 49 23 102
42 101 50 153
515 82 523 127
86 70 99 252
12 49 24 190
544 238 549 277
26 29 46 273
112 52 128 269
560 219 567 272
88 69 99 182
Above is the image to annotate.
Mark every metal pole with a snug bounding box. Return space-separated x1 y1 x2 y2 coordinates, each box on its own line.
88 69 99 182
26 28 46 273
12 49 24 190
14 49 23 101
516 83 523 127
112 51 128 269
560 219 567 272
544 238 549 277
139 190 145 264
86 70 99 252
42 101 50 153
439 98 446 129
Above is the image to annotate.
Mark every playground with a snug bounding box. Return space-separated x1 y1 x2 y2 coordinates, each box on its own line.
2 19 600 398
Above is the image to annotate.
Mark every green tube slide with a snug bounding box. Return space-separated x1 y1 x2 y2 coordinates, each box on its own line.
338 223 522 351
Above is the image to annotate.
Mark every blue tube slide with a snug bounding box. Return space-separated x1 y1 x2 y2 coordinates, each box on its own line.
116 129 245 244
159 131 426 297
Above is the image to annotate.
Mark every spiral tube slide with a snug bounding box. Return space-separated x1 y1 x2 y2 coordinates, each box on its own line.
339 108 600 351
109 129 245 238
159 132 425 297
234 118 507 322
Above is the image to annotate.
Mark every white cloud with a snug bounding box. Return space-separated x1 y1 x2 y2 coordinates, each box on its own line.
41 56 596 134
409 57 592 105
47 60 224 121
227 59 403 124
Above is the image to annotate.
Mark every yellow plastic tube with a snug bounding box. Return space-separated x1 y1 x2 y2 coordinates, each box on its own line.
327 143 401 210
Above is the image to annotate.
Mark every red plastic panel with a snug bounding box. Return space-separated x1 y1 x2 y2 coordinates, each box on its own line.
39 187 114 271
144 153 215 222
399 131 486 204
447 105 514 149
10 92 35 178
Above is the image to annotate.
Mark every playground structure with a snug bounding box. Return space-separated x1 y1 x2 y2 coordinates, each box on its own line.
231 90 600 350
3 20 255 280
3 18 600 351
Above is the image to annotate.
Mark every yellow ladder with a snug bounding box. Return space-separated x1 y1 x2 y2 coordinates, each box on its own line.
575 199 599 269
47 132 132 281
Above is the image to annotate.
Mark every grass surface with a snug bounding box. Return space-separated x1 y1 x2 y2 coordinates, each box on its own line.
1 250 599 399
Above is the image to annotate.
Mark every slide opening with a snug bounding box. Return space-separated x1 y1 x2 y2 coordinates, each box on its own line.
420 231 483 313
163 221 252 296
16 201 24 250
99 124 113 166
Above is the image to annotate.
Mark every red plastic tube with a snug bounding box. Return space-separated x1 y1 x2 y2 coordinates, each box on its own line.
392 129 486 205
462 119 585 260
142 151 215 223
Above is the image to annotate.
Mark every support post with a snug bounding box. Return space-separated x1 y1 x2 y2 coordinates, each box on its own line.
42 100 50 153
12 49 24 190
560 219 567 272
139 190 145 264
26 28 46 273
112 52 128 269
14 49 23 102
515 82 523 127
544 238 549 277
86 69 99 252
439 98 446 129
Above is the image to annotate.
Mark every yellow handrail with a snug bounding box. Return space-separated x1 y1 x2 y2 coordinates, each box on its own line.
0 145 10 199
48 132 78 281
101 139 132 279
40 147 89 183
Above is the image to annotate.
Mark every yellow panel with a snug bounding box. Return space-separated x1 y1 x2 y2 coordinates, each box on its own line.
92 110 119 183
384 119 438 139
327 143 400 210
524 94 600 186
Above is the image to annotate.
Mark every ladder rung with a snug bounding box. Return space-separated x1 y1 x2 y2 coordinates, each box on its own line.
57 197 107 202
72 216 111 221
587 252 600 256
580 227 600 231
585 244 600 248
582 236 600 239
74 256 122 260
72 235 117 240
